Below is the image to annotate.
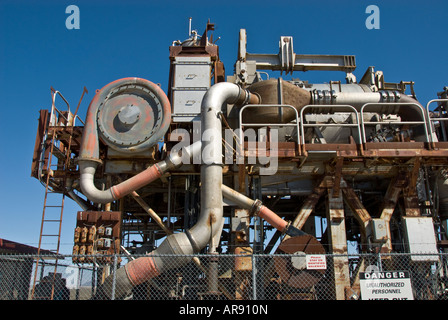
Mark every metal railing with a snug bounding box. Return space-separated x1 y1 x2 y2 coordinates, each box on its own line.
300 104 362 145
239 104 300 143
1 252 447 301
360 102 431 144
236 100 448 155
49 88 85 127
426 99 448 144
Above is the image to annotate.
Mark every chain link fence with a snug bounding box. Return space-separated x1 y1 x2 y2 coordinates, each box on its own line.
1 252 447 301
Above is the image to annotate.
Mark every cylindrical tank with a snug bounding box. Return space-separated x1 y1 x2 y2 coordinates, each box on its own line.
243 78 427 144
246 79 424 123
245 79 311 123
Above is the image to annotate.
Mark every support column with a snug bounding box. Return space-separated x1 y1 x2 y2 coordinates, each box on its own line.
231 209 252 300
326 187 351 300
403 158 422 217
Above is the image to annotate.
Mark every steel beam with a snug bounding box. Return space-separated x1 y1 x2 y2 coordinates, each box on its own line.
326 187 351 300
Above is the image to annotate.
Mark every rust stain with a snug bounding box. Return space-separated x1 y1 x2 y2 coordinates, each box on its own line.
208 211 217 226
332 247 348 255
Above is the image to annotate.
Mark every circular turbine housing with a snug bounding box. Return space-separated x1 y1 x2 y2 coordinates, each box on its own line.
96 78 171 153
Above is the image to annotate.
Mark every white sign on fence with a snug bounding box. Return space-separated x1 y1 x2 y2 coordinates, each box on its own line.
360 270 414 300
306 254 327 270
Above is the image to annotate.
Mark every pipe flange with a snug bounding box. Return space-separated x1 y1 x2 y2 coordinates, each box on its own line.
242 89 252 105
284 220 292 235
250 199 263 217
75 156 103 165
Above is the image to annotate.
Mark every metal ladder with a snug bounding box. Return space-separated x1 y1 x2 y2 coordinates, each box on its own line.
31 89 74 300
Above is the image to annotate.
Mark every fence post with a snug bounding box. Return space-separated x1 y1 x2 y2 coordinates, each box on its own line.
377 252 383 271
110 254 118 300
252 254 257 300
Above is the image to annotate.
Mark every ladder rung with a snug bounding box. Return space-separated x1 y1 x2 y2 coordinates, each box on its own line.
43 219 62 222
44 205 63 208
41 234 60 237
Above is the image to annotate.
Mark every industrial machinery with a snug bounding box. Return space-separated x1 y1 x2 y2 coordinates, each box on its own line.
31 21 448 300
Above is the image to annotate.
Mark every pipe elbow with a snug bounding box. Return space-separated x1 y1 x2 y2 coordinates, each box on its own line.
201 82 258 114
78 160 115 204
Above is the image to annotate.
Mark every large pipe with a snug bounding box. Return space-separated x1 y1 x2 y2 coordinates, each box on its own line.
221 184 306 237
192 82 259 252
98 82 259 298
246 79 426 123
77 77 175 204
78 141 200 204
311 86 427 122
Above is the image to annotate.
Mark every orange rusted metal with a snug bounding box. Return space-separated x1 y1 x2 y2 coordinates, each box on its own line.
257 205 289 232
111 164 163 200
125 254 161 286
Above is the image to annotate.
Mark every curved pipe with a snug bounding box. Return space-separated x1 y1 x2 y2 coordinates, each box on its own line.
189 82 258 252
78 142 201 204
98 83 259 298
78 77 173 204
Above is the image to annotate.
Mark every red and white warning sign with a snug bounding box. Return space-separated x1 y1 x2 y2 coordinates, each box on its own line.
306 254 327 270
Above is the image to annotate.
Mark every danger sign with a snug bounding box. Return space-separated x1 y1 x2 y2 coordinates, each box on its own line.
306 255 327 270
360 271 414 300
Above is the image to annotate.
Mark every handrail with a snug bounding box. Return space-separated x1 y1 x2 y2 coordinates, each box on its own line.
426 99 448 143
49 89 86 127
238 104 300 153
73 114 85 126
299 104 362 146
360 102 430 144
236 101 447 156
49 89 71 127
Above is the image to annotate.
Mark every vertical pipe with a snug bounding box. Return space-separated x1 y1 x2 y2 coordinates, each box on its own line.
97 83 260 298
189 17 192 36
277 77 283 122
188 82 257 252
207 254 219 294
252 254 257 300
111 255 118 300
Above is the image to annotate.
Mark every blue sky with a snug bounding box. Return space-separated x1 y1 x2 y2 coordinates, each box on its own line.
0 0 447 254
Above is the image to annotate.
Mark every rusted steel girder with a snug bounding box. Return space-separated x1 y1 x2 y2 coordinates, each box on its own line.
326 187 351 300
341 180 372 239
284 176 329 240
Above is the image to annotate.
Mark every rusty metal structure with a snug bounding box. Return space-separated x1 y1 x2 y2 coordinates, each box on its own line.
30 21 448 300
